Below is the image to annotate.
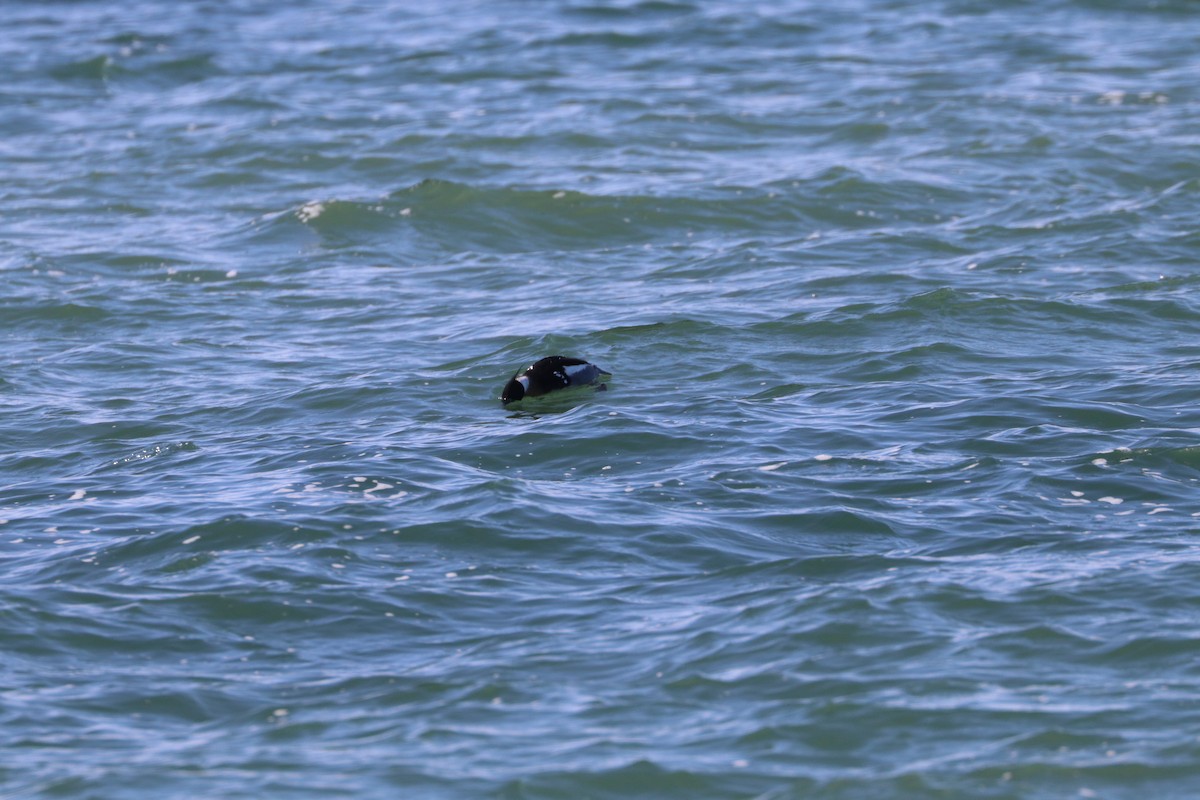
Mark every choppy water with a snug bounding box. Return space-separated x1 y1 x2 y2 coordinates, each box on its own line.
5 1 1200 797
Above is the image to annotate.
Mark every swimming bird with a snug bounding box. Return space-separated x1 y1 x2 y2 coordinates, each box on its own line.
500 356 611 405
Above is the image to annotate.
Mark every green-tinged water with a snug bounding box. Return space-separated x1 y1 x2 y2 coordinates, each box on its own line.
4 1 1200 797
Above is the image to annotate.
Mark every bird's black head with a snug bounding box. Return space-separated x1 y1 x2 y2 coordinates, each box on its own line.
500 376 525 405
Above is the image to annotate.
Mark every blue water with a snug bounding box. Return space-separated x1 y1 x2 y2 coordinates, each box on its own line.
5 1 1200 797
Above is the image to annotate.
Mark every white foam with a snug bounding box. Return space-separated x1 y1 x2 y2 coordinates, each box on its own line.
759 462 787 472
297 202 324 222
814 454 833 462
69 489 87 501
1098 496 1123 505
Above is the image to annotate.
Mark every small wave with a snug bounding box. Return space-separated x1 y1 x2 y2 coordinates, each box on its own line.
48 54 113 83
5 301 109 325
48 40 219 89
101 441 199 471
256 178 834 256
565 1 697 20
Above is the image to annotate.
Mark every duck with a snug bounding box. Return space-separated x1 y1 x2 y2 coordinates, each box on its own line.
500 356 611 405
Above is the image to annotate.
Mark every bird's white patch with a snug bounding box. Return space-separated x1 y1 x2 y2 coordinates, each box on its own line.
517 376 530 391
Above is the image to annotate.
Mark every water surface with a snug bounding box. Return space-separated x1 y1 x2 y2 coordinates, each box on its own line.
4 1 1200 797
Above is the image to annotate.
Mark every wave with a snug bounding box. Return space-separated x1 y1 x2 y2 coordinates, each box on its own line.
246 172 986 258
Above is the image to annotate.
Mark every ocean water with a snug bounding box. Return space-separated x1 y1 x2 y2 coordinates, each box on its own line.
4 0 1200 797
